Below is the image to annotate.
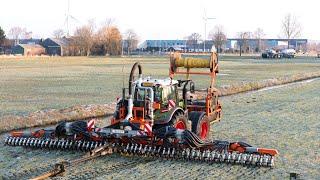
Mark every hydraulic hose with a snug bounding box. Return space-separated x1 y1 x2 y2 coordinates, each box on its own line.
124 62 143 122
128 62 142 96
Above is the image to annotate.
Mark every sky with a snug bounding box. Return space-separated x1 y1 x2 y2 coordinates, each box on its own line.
0 0 319 41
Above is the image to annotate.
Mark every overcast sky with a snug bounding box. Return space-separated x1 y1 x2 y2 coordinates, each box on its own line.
1 0 319 41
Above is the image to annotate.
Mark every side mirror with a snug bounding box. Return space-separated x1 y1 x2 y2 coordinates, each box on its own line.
190 82 195 93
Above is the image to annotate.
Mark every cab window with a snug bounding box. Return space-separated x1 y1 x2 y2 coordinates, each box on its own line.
162 85 177 104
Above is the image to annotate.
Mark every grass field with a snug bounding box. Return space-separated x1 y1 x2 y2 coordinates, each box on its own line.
1 55 320 117
1 77 319 179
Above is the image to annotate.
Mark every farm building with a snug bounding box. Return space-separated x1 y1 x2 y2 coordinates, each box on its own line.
42 38 70 56
12 44 45 56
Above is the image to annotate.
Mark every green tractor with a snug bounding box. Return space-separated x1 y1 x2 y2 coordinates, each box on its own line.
111 52 221 140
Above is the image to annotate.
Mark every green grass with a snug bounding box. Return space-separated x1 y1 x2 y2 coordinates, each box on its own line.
212 78 320 179
1 55 320 117
1 78 319 178
0 56 319 178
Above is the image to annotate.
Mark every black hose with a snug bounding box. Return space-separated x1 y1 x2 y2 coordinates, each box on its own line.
128 62 142 96
153 127 231 151
55 121 91 140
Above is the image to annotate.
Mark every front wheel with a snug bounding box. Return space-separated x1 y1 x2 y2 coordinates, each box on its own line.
170 112 190 130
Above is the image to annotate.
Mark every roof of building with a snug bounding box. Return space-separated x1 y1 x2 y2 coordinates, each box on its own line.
227 38 308 41
18 44 45 49
18 39 42 45
50 38 70 46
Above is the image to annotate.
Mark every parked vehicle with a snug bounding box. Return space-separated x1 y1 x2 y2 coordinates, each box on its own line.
261 49 281 59
281 49 296 58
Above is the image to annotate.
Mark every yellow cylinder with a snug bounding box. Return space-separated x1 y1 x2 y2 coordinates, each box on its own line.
175 57 212 69
175 57 185 67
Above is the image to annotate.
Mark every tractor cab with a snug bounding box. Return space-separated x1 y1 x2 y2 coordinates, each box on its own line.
133 77 180 119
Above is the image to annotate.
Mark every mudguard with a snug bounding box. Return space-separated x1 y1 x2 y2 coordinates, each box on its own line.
153 107 185 125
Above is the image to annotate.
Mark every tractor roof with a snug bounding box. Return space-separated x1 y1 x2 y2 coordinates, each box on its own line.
139 77 178 87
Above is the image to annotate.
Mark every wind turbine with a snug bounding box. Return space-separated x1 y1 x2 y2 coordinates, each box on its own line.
203 9 215 52
64 0 80 37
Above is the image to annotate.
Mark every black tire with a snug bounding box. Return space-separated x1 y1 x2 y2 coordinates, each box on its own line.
189 111 210 140
170 112 190 130
113 99 128 119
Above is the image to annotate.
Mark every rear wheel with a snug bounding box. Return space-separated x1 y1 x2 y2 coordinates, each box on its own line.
189 111 210 140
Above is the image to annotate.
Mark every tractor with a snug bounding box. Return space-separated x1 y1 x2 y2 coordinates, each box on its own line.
111 52 221 140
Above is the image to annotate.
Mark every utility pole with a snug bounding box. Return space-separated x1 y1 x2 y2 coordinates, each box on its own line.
203 9 215 52
121 39 124 56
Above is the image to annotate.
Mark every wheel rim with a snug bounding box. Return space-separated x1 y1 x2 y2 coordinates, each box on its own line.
200 121 209 139
175 119 186 129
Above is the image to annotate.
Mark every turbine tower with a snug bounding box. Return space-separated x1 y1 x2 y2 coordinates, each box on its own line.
64 0 80 37
203 9 215 52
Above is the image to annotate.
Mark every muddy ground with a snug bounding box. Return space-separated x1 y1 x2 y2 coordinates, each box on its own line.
1 79 319 179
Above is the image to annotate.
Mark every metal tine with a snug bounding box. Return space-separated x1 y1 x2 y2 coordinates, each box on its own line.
142 145 148 155
28 138 34 147
40 139 46 148
11 137 16 146
22 138 27 146
4 137 9 144
6 137 12 145
14 137 19 146
77 141 82 150
133 144 138 154
36 139 42 147
130 143 135 153
161 147 166 157
32 138 38 147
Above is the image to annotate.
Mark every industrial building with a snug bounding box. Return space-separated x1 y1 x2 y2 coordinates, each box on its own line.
139 39 308 52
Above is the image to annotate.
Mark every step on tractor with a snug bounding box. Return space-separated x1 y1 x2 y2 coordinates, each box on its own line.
4 52 279 179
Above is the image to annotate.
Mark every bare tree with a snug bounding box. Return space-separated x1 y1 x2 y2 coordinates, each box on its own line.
253 28 265 52
9 27 25 45
237 31 251 56
124 29 139 55
73 21 95 56
95 24 122 56
307 42 320 53
53 29 65 39
106 27 122 55
281 13 302 48
101 18 114 28
209 25 227 53
187 33 202 52
22 31 32 39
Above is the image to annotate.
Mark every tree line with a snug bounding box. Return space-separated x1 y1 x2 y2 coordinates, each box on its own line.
0 14 319 56
52 20 139 56
0 19 139 56
185 13 309 56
